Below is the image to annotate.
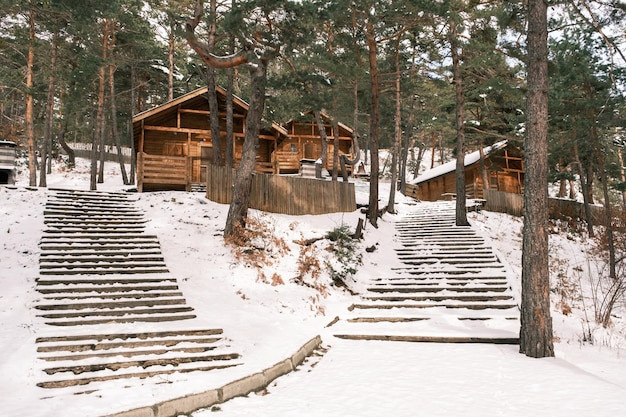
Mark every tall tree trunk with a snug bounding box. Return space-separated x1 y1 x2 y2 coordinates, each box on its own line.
400 39 418 191
129 63 137 185
594 121 616 280
557 160 567 198
314 110 329 179
225 0 236 169
366 18 380 227
26 6 36 187
92 19 110 190
167 20 175 101
224 62 267 237
207 68 222 165
573 142 594 236
207 0 222 166
225 66 234 168
388 37 402 214
478 140 490 195
618 148 626 207
109 57 129 185
336 78 362 182
520 0 554 358
450 18 468 226
331 119 339 181
57 117 75 168
40 33 59 188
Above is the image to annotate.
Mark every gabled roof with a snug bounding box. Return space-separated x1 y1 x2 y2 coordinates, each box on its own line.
414 140 509 185
283 110 355 137
132 86 288 137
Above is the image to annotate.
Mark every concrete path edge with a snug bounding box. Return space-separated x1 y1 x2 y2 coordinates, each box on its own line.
102 335 323 417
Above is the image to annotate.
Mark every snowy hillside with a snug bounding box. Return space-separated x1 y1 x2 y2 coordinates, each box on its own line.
1 156 625 417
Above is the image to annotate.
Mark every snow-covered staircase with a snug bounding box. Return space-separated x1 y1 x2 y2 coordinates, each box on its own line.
35 189 241 390
333 201 520 344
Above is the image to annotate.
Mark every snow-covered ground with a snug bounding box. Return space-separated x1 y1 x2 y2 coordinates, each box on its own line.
1 157 625 417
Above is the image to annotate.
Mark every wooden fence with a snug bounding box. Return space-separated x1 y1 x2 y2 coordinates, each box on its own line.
403 186 607 225
483 189 607 225
483 189 524 216
206 164 356 215
63 143 132 163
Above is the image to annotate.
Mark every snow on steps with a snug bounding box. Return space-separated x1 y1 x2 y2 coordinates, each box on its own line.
35 189 242 391
332 201 520 344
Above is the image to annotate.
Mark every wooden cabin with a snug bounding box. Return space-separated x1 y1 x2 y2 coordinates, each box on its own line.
277 112 356 174
132 87 288 192
412 141 524 201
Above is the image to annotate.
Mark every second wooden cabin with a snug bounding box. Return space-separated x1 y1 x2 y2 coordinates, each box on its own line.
277 111 356 175
410 141 524 201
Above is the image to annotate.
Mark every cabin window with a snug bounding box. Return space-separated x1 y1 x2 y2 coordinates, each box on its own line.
290 144 297 153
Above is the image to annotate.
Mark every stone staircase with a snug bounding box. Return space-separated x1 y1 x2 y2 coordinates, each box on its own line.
35 189 241 390
333 201 520 344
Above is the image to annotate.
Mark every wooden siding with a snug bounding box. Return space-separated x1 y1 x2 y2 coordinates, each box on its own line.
133 87 287 191
415 145 524 201
279 113 355 174
206 164 356 215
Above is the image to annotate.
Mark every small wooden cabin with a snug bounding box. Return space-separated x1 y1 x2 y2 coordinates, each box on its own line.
413 141 524 201
277 112 356 174
132 87 287 192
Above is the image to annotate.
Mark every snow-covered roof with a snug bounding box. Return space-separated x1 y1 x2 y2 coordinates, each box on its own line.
413 140 508 185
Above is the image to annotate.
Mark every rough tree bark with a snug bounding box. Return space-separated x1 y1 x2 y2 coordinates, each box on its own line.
450 17 468 226
26 6 36 187
91 19 111 190
314 111 329 179
224 63 267 236
520 0 555 358
186 0 273 238
387 36 402 214
206 0 222 166
40 33 59 188
573 142 594 236
109 55 130 185
366 18 380 227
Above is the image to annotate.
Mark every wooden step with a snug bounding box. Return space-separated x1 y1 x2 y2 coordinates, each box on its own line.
41 313 197 326
363 294 515 303
37 284 180 294
39 266 170 275
349 302 519 311
334 334 519 344
367 286 509 293
41 291 184 301
36 297 188 311
38 306 194 319
36 362 239 389
40 255 166 264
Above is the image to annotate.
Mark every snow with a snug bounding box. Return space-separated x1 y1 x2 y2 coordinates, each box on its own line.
1 156 625 417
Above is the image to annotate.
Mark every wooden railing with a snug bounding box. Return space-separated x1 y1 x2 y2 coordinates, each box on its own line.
206 164 356 215
273 151 300 173
138 152 189 192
